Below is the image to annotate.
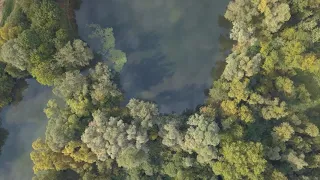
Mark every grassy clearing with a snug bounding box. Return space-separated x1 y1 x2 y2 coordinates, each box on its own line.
1 0 15 25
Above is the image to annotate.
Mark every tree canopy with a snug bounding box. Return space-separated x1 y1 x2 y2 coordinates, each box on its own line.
11 0 319 179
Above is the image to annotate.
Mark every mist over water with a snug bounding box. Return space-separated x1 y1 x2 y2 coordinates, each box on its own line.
76 0 230 113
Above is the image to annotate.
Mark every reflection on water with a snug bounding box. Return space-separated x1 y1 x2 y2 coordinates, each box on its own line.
0 79 53 180
0 1 231 179
75 0 230 113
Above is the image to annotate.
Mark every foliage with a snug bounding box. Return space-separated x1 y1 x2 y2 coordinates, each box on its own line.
1 39 29 70
157 114 185 149
108 49 127 72
0 23 22 46
212 141 266 180
30 60 62 85
30 138 87 173
81 110 149 161
62 141 97 163
1 0 15 24
0 65 14 108
89 62 122 106
222 50 262 81
44 100 84 152
0 0 77 85
89 24 127 72
54 39 94 69
272 122 295 142
88 24 115 51
53 70 88 99
182 114 220 164
29 0 320 179
126 98 159 128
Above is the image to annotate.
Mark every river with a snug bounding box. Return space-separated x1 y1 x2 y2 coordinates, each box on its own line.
0 0 230 179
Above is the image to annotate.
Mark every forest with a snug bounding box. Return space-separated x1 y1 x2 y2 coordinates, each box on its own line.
0 0 319 179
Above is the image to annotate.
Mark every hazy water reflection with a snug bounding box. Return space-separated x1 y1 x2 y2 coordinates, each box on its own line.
0 80 52 180
76 0 230 113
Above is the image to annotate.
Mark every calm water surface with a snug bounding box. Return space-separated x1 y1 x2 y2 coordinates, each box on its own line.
0 80 52 180
0 0 229 179
76 0 230 113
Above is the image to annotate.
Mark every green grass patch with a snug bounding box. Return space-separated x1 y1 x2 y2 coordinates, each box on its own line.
1 0 15 25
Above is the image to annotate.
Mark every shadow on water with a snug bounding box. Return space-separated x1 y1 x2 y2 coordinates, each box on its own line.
11 79 29 106
121 51 174 98
0 122 8 156
210 15 236 81
154 84 208 113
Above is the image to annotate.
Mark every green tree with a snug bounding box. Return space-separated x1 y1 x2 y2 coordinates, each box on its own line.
261 100 288 120
0 65 14 108
30 60 62 86
182 114 220 164
285 151 308 171
108 49 127 72
222 51 262 81
0 23 22 46
89 24 127 72
54 39 94 69
263 3 291 33
88 24 115 51
272 122 295 142
62 141 97 163
275 76 295 96
271 170 288 180
17 29 41 50
29 0 61 39
30 138 86 173
81 110 149 161
212 141 267 180
157 115 185 149
126 99 159 128
116 146 148 170
44 100 84 152
53 70 88 99
89 62 122 106
305 123 319 137
1 39 29 70
224 0 259 43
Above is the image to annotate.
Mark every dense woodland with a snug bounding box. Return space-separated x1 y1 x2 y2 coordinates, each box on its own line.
0 0 319 179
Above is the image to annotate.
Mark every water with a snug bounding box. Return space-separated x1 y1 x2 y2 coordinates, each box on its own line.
0 1 230 179
75 0 230 113
0 79 53 180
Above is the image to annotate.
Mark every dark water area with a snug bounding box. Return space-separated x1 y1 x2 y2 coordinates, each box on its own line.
0 1 231 179
0 79 53 180
75 0 231 113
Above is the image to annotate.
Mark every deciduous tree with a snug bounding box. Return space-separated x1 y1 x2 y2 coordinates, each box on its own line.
54 39 94 69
